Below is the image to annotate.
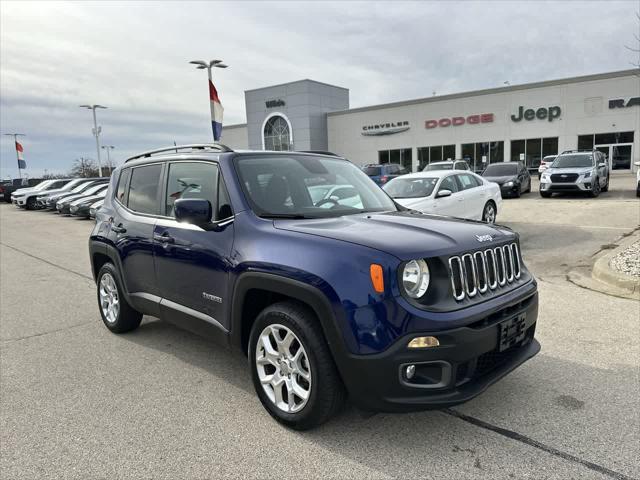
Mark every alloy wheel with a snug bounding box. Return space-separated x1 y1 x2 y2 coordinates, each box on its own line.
483 204 496 224
255 324 312 413
99 273 120 324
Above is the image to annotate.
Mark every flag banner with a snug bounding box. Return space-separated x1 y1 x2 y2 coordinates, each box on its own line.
209 80 224 141
16 141 26 169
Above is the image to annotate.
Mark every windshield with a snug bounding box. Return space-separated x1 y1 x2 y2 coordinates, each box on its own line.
483 163 518 176
423 163 452 171
235 155 398 218
71 182 94 193
383 177 438 198
362 166 382 176
542 156 556 163
552 154 593 168
32 180 54 191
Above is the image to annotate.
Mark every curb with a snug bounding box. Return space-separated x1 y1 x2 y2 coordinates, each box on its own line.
592 233 640 295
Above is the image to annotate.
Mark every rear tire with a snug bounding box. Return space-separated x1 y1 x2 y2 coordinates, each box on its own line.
96 263 142 333
482 201 497 224
248 301 346 430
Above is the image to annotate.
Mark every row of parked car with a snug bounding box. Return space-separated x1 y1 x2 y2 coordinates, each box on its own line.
6 177 110 218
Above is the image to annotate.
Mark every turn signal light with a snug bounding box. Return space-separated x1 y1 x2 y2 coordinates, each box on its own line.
407 336 440 349
370 264 384 293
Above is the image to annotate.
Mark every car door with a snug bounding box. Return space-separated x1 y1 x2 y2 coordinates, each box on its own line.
433 174 464 217
153 160 235 336
110 163 163 305
456 173 487 220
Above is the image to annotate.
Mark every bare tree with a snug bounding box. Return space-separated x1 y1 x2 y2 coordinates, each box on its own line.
625 11 640 72
70 157 99 177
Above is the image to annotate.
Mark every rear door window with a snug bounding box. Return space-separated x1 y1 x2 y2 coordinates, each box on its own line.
116 169 131 204
127 164 162 215
457 173 480 190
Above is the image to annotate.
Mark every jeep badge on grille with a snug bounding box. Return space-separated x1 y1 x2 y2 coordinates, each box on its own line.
475 234 494 242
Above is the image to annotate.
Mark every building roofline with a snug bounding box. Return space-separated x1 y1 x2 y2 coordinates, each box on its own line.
327 68 639 117
244 78 349 94
223 123 247 129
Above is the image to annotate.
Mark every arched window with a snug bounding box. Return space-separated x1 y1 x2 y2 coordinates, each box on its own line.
263 115 291 151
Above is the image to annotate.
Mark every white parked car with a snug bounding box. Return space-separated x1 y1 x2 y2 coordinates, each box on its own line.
635 161 640 197
383 170 503 223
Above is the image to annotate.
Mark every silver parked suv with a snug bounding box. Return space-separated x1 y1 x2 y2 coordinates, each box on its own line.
539 150 609 198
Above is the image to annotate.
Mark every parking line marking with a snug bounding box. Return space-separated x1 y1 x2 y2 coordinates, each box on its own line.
0 242 93 282
443 409 634 480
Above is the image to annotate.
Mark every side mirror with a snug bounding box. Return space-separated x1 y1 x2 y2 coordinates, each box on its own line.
174 198 212 229
598 162 606 167
436 189 452 198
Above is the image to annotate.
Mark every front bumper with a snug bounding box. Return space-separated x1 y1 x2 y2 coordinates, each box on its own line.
540 177 593 192
339 289 539 412
56 203 72 214
499 183 520 196
70 205 90 216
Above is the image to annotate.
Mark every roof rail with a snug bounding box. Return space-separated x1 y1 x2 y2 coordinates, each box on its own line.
125 143 233 163
560 149 596 154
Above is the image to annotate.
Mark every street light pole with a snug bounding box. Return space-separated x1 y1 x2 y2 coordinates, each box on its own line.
3 133 26 179
189 59 227 141
101 145 115 173
80 104 107 177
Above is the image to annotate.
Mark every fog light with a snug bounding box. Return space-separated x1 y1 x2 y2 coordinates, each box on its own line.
405 365 416 379
407 336 439 349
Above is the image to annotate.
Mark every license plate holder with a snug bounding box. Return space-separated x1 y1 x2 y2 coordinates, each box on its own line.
499 313 527 352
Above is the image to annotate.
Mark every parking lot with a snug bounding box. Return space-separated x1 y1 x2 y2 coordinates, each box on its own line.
1 174 638 480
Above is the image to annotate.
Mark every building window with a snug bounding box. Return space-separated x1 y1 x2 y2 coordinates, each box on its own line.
417 145 455 170
510 137 558 169
379 148 412 171
461 141 504 172
263 115 291 151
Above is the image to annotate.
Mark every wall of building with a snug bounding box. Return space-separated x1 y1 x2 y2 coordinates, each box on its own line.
244 80 348 151
220 123 248 149
327 70 640 171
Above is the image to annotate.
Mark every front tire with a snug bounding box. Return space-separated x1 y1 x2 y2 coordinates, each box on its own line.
482 201 497 224
601 175 609 192
540 190 552 198
249 301 345 430
589 177 601 198
26 197 37 210
96 263 142 333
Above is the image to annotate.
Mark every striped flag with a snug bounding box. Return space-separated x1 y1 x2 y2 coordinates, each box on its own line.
209 80 224 141
15 141 26 169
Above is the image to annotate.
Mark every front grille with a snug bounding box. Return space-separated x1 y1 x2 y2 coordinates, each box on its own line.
550 173 578 183
448 243 521 301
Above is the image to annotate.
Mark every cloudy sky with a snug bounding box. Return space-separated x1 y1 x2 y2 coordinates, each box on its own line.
1 0 638 177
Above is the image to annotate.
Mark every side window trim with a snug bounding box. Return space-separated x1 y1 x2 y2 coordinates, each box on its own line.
122 162 164 216
163 159 220 220
115 167 132 207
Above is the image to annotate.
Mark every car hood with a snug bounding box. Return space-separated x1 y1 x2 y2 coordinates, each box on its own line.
482 175 516 184
37 187 71 198
12 187 41 196
71 193 105 206
393 197 433 209
545 167 592 174
274 211 516 260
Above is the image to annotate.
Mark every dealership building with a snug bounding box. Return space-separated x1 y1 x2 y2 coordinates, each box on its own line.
221 69 640 173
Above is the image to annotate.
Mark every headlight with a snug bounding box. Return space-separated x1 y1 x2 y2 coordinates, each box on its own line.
583 171 592 178
541 173 550 181
504 181 514 187
402 259 430 298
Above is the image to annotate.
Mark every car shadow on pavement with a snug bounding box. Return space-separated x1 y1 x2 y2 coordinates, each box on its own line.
118 317 638 479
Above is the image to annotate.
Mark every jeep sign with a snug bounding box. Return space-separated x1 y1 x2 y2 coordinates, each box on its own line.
511 106 561 122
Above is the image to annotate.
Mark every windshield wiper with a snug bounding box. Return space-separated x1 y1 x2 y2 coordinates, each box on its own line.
258 213 313 219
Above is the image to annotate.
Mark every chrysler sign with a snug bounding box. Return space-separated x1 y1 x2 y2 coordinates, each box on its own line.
362 121 410 136
425 113 493 129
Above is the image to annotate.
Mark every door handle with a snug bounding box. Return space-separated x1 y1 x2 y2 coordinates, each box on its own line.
153 233 175 243
111 225 126 233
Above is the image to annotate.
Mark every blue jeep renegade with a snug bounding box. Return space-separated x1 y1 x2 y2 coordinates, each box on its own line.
89 144 540 430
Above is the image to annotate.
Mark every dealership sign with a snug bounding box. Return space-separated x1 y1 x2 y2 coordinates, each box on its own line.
362 121 410 136
609 97 640 108
265 99 286 108
511 105 561 122
424 113 493 129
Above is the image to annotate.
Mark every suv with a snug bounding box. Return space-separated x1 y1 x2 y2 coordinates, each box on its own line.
539 150 609 198
422 160 470 172
537 155 556 179
90 144 540 430
362 163 409 185
12 179 71 209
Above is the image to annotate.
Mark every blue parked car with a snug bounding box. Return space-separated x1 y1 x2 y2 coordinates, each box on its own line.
362 163 409 185
89 144 540 430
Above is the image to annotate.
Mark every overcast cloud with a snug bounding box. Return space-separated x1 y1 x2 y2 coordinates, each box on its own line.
1 0 638 177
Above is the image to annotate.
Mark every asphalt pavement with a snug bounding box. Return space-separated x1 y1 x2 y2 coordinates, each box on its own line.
1 174 638 479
